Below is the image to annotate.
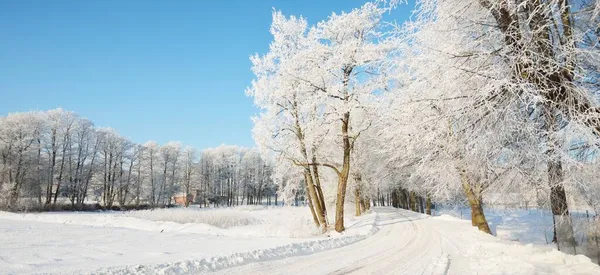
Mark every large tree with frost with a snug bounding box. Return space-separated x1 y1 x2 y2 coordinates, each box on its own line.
388 0 599 245
249 2 393 232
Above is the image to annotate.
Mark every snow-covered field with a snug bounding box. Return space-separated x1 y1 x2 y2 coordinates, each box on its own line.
1 206 599 274
0 206 376 274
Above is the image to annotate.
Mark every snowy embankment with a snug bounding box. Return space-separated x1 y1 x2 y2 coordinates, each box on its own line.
0 206 377 275
434 207 600 262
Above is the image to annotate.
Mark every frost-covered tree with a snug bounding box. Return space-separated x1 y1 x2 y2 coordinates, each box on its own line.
181 146 198 207
196 145 275 207
0 109 270 210
249 2 394 232
65 118 99 207
0 111 44 208
43 108 79 205
143 141 160 207
248 10 330 228
380 0 599 245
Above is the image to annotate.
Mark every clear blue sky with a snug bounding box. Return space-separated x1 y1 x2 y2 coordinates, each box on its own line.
0 0 413 150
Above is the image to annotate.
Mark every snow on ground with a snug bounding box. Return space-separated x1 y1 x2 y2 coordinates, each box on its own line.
0 205 326 238
0 206 377 275
434 207 599 255
1 206 599 274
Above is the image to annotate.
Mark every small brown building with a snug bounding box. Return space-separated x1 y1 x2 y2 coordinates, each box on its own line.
172 193 194 206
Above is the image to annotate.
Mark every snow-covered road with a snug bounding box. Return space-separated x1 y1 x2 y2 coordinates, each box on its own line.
211 208 600 275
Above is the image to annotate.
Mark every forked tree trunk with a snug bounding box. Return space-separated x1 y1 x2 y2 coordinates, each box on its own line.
305 167 327 227
304 172 320 227
312 168 328 221
291 93 327 229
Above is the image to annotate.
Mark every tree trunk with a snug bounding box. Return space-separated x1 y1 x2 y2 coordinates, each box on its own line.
548 161 576 250
9 149 27 208
184 174 191 208
426 193 432 215
302 167 326 227
355 187 361 216
304 172 320 227
409 192 417 212
468 197 491 234
290 92 327 228
36 138 42 205
9 184 20 208
311 157 327 222
46 131 57 205
460 170 492 234
79 139 99 207
334 171 349 232
334 110 352 233
54 133 70 205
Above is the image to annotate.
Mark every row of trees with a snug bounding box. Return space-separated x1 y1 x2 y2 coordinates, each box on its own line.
0 108 275 210
198 145 277 207
385 0 600 251
248 0 600 252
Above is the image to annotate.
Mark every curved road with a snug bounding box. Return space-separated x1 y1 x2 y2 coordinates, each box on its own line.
209 208 596 275
210 208 460 275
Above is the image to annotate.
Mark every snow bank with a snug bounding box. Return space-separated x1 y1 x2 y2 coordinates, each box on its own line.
462 238 600 274
434 207 595 246
430 212 600 274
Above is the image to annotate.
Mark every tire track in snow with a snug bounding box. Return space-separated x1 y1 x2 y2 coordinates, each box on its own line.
348 210 447 275
327 210 421 275
210 208 442 275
